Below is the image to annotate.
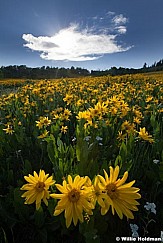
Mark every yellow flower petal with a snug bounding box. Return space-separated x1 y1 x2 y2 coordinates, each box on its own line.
103 169 109 182
54 209 64 216
112 166 119 182
97 175 106 186
117 180 135 189
55 184 68 194
116 171 128 187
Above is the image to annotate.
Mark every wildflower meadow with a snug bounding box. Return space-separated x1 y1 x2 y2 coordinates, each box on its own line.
0 73 163 242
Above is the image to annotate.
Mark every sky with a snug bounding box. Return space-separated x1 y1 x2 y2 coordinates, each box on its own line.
0 0 163 70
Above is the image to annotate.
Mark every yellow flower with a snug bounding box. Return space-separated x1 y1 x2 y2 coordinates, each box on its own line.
5 114 11 119
138 127 154 143
133 117 141 125
36 117 51 129
42 117 51 126
121 120 131 130
94 102 108 116
50 175 94 228
60 109 72 121
76 111 88 120
146 96 153 103
121 120 136 135
117 131 127 142
97 166 141 219
61 125 68 134
36 120 43 129
76 99 84 106
88 107 99 117
109 106 118 115
53 114 60 120
21 170 55 210
63 94 73 105
158 108 163 113
37 130 49 139
63 108 72 116
133 109 143 119
3 125 14 134
92 176 108 207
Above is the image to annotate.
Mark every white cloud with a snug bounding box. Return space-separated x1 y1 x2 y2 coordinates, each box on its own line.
112 14 128 25
22 17 131 61
107 11 115 16
115 26 127 34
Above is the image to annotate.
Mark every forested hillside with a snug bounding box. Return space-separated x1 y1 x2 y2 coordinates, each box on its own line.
0 59 163 79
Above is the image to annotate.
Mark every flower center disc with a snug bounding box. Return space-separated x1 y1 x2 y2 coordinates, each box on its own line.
106 183 118 199
35 181 45 192
68 189 80 202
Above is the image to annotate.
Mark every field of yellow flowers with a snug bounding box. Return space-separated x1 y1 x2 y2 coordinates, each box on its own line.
0 73 163 242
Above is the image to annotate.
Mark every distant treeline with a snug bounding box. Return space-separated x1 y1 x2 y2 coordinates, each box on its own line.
0 59 163 79
91 59 163 76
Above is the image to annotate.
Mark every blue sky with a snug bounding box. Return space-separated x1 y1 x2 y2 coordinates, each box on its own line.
0 0 163 70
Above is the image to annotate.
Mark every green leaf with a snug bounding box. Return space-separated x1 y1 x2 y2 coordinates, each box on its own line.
84 230 100 243
119 142 127 162
114 155 122 168
23 159 32 175
150 114 156 128
34 207 45 228
0 227 8 243
7 169 14 185
46 135 58 165
159 160 163 182
47 198 56 216
37 228 47 243
76 138 89 175
59 158 64 174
